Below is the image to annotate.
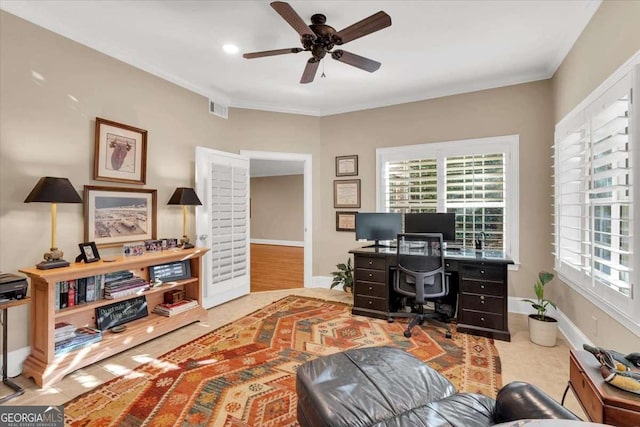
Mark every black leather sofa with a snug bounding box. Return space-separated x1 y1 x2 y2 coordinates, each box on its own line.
296 346 581 427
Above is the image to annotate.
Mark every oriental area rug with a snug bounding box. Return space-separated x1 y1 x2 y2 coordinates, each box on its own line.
64 295 502 426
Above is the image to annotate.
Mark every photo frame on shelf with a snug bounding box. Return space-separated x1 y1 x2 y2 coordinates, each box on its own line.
334 179 361 208
94 117 148 185
84 186 157 247
335 155 358 177
336 211 357 232
77 242 100 263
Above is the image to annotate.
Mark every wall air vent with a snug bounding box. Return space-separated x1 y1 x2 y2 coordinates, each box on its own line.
209 100 228 119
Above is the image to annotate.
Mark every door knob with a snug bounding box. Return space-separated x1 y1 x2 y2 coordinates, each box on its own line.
198 234 208 240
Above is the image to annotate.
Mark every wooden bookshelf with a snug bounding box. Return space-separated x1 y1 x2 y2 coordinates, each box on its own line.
19 247 209 387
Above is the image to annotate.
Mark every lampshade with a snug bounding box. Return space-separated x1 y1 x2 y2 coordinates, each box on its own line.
167 187 202 206
24 177 82 204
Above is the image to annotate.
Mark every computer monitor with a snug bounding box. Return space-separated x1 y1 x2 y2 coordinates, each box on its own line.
355 213 402 248
404 212 456 242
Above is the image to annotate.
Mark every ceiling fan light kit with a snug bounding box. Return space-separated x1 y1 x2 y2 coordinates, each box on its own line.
243 1 391 84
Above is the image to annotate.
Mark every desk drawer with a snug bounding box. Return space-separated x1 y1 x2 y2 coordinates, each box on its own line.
355 281 387 298
461 264 504 281
355 256 386 270
459 293 503 314
354 295 387 312
570 358 603 422
355 269 386 284
460 279 504 297
459 309 503 331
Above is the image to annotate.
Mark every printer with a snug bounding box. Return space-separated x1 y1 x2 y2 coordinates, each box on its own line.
0 273 28 300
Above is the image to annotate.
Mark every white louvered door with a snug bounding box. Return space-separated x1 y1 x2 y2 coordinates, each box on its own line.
195 147 250 308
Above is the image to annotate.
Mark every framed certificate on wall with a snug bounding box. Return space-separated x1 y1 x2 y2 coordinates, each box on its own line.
334 179 361 208
336 155 358 176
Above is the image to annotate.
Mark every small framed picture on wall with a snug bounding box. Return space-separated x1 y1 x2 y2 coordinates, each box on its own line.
334 179 361 208
336 211 357 231
335 155 358 177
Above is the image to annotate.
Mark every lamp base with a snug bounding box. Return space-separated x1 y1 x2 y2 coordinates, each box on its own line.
36 259 70 270
180 236 194 249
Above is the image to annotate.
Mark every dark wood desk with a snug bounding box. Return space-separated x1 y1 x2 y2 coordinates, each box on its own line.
349 247 513 341
564 349 640 426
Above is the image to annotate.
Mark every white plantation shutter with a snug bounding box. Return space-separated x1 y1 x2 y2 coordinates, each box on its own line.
446 154 505 249
210 164 248 284
554 64 638 324
378 135 518 258
386 158 437 213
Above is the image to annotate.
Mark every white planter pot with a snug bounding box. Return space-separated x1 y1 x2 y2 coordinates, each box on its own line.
528 314 558 347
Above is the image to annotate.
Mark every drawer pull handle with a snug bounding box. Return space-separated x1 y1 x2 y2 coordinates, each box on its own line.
480 296 485 300
369 273 373 277
369 261 373 265
480 317 485 322
481 270 485 274
368 286 373 291
368 301 373 305
481 300 485 304
480 284 485 289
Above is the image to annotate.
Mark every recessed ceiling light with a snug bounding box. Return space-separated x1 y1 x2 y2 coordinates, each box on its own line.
223 44 239 54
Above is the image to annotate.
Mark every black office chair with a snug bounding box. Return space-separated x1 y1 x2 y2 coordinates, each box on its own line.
392 233 452 338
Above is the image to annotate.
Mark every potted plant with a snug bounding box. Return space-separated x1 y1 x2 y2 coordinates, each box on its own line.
330 258 354 293
523 271 558 347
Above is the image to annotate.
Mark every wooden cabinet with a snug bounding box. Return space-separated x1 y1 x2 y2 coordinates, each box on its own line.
455 261 511 341
568 350 640 426
352 253 390 320
19 247 209 387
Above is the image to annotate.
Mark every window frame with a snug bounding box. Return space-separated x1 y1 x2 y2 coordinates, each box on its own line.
554 54 640 335
376 135 520 266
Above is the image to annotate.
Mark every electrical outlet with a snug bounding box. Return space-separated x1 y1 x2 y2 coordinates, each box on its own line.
592 315 598 337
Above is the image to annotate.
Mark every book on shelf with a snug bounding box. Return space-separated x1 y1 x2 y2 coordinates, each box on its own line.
104 284 150 299
54 321 76 342
54 326 103 356
152 299 199 317
67 280 75 307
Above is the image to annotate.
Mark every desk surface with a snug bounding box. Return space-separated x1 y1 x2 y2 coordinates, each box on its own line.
350 246 514 264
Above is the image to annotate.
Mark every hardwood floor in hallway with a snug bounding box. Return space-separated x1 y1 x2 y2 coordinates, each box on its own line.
250 243 303 292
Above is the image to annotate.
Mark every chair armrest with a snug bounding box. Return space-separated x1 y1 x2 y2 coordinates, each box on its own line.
493 381 581 423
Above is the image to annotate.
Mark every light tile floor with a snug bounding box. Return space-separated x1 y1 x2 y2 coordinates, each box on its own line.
0 288 586 419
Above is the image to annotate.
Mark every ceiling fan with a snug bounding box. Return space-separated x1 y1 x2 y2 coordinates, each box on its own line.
243 1 392 84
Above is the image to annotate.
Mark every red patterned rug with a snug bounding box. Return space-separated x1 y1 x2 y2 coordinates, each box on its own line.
64 295 502 426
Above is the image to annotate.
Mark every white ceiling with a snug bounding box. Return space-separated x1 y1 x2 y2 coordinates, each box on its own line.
1 0 601 117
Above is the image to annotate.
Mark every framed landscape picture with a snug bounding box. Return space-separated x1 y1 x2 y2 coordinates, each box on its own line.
84 186 157 247
94 117 148 185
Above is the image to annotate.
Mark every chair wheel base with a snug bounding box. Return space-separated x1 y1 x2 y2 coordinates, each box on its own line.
404 330 412 338
445 331 452 339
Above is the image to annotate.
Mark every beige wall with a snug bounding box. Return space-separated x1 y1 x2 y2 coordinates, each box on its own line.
319 82 555 299
250 175 304 241
0 11 321 353
3 0 639 359
550 0 640 352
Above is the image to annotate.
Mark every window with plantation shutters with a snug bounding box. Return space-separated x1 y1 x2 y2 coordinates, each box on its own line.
554 60 639 330
377 135 519 261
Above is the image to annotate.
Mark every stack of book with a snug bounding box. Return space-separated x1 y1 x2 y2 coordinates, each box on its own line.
153 299 198 317
54 321 76 342
54 326 103 356
103 270 149 299
55 275 102 309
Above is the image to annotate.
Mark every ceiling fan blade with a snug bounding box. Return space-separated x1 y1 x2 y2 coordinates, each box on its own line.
333 11 391 45
331 50 381 73
300 58 320 84
271 1 316 39
243 48 303 59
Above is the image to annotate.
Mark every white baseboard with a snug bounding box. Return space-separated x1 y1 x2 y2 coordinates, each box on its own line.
508 297 592 350
309 276 332 289
250 239 304 247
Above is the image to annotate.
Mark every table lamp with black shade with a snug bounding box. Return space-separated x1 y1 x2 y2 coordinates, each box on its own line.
24 177 82 269
167 187 202 249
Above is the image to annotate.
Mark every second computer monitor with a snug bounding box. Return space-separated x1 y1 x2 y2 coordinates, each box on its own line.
355 212 402 248
404 212 456 242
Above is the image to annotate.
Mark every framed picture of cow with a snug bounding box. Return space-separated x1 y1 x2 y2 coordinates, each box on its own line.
94 117 148 185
